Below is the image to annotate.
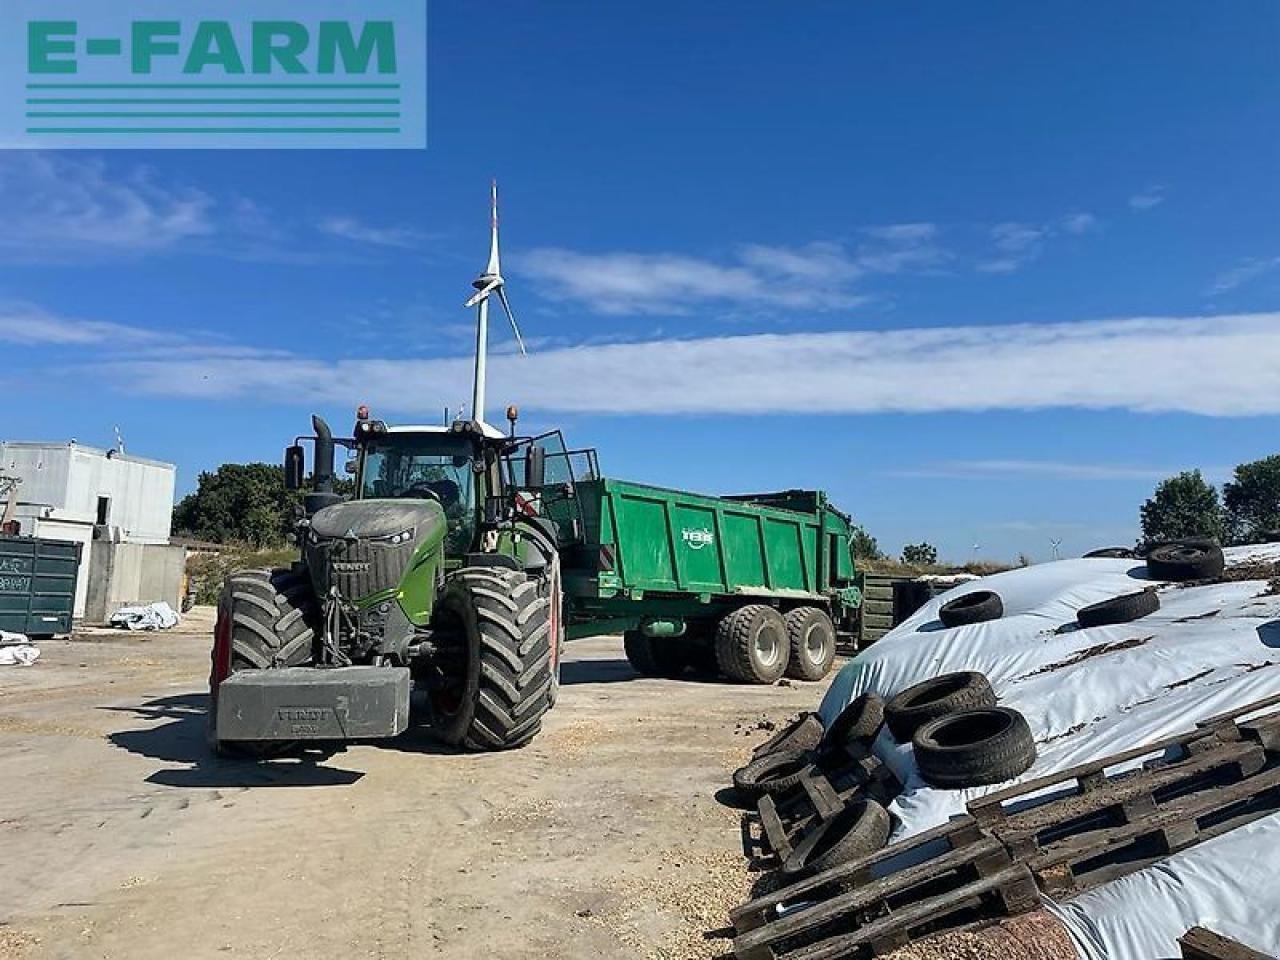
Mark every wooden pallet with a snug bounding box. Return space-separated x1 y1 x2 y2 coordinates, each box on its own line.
1180 926 1278 960
731 815 1040 959
970 710 1280 895
754 747 898 864
731 695 1280 960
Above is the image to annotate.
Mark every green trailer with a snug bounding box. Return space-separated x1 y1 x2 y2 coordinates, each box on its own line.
547 476 862 684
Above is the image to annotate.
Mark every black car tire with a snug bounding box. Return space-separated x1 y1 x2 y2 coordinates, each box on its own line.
938 591 1004 628
885 671 997 742
913 707 1036 788
781 799 892 876
1146 540 1226 581
1076 588 1160 628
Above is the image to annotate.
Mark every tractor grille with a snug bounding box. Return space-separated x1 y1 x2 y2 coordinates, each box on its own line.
304 536 416 603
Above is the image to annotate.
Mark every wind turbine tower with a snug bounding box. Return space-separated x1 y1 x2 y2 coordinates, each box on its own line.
463 181 527 426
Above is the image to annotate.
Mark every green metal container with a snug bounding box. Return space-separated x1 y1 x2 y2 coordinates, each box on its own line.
0 535 81 638
560 479 861 640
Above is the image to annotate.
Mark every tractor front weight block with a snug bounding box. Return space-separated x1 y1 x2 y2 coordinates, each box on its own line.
216 666 411 741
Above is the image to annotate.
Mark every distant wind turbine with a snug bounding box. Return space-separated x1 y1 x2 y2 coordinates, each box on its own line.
1050 537 1063 561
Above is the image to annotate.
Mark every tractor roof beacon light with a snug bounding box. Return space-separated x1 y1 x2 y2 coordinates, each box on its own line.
506 405 519 437
462 181 527 428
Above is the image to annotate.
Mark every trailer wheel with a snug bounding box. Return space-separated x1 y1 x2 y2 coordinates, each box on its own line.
784 607 837 681
429 566 554 751
208 566 319 757
623 631 689 678
715 604 790 684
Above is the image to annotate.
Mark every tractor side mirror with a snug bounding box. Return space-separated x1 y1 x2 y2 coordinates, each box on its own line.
525 446 546 489
284 445 305 490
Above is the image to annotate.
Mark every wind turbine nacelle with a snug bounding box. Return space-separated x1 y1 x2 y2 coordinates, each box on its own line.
472 272 501 291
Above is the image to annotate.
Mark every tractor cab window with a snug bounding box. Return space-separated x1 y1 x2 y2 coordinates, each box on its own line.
360 433 477 551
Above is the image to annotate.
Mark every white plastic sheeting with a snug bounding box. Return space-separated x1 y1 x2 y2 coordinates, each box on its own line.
108 601 180 631
0 645 39 666
818 545 1280 959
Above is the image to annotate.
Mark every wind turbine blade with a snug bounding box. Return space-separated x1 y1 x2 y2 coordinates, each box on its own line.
486 179 501 276
497 286 527 356
464 277 501 308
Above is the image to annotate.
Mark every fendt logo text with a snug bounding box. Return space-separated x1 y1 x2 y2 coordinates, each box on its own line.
3 1 426 149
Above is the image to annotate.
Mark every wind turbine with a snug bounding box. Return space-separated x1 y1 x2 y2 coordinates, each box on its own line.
1050 537 1063 561
463 180 527 425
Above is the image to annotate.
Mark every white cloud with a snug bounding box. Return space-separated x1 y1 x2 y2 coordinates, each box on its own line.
1060 213 1098 235
0 154 214 262
889 460 1227 482
97 312 1280 418
1129 185 1166 210
0 303 172 346
318 216 429 249
1208 256 1280 295
519 229 947 316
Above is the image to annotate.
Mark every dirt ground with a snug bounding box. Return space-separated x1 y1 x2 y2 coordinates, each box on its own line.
0 609 836 960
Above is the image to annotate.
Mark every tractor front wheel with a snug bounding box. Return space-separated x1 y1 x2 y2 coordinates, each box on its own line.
429 566 555 751
208 566 319 757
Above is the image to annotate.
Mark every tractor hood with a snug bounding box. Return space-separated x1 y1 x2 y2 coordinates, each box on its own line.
310 499 445 542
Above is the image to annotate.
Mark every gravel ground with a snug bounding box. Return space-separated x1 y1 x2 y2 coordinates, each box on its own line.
0 609 837 959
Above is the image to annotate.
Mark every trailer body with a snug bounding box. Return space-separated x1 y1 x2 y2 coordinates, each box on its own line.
558 479 862 643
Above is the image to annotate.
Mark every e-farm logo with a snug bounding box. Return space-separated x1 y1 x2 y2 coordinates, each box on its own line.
5 1 426 149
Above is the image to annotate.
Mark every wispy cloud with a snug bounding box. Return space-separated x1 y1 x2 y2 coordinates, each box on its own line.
518 227 947 316
0 303 174 346
889 460 1228 482
0 154 214 262
1129 185 1166 210
1208 256 1280 295
976 213 1098 274
318 216 430 249
90 312 1280 418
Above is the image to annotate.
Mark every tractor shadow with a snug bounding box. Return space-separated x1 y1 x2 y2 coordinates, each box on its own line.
103 693 366 788
559 657 641 685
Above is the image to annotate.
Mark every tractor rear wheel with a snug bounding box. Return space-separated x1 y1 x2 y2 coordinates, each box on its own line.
208 566 319 756
429 566 555 751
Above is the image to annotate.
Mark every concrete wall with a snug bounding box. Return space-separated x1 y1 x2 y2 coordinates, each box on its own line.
84 541 187 625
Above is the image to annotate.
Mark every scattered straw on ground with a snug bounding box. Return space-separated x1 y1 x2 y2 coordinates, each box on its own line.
0 929 39 958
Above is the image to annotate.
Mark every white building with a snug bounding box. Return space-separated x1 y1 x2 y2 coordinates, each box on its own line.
1 442 177 618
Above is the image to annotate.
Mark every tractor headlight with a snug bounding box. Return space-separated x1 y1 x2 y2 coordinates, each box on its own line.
379 527 416 545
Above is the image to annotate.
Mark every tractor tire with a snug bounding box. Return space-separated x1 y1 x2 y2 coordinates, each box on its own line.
885 671 997 743
784 607 837 681
781 799 892 876
1146 539 1226 581
715 605 790 684
208 566 320 757
938 590 1004 628
429 566 555 751
913 707 1036 789
623 631 689 678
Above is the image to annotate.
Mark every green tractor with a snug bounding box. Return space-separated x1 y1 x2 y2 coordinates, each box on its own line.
209 183 580 754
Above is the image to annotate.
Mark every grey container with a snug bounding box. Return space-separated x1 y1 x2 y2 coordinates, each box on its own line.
0 535 80 638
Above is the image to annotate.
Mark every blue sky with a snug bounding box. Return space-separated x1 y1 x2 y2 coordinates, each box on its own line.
3 1 1279 562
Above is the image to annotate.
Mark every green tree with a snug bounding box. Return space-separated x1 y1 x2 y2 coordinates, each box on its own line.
901 542 938 566
1139 470 1223 546
1224 455 1280 545
173 462 301 547
850 524 885 563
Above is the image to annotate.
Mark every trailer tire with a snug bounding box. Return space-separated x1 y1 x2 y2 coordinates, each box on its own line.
781 799 892 876
913 707 1036 788
732 748 814 800
938 590 1004 628
623 631 689 678
209 566 320 757
885 671 996 742
784 607 837 681
429 566 554 751
1146 539 1225 581
823 693 886 750
715 604 790 684
1076 588 1160 628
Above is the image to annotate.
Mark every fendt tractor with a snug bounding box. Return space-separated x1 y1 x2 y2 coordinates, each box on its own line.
209 184 864 755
